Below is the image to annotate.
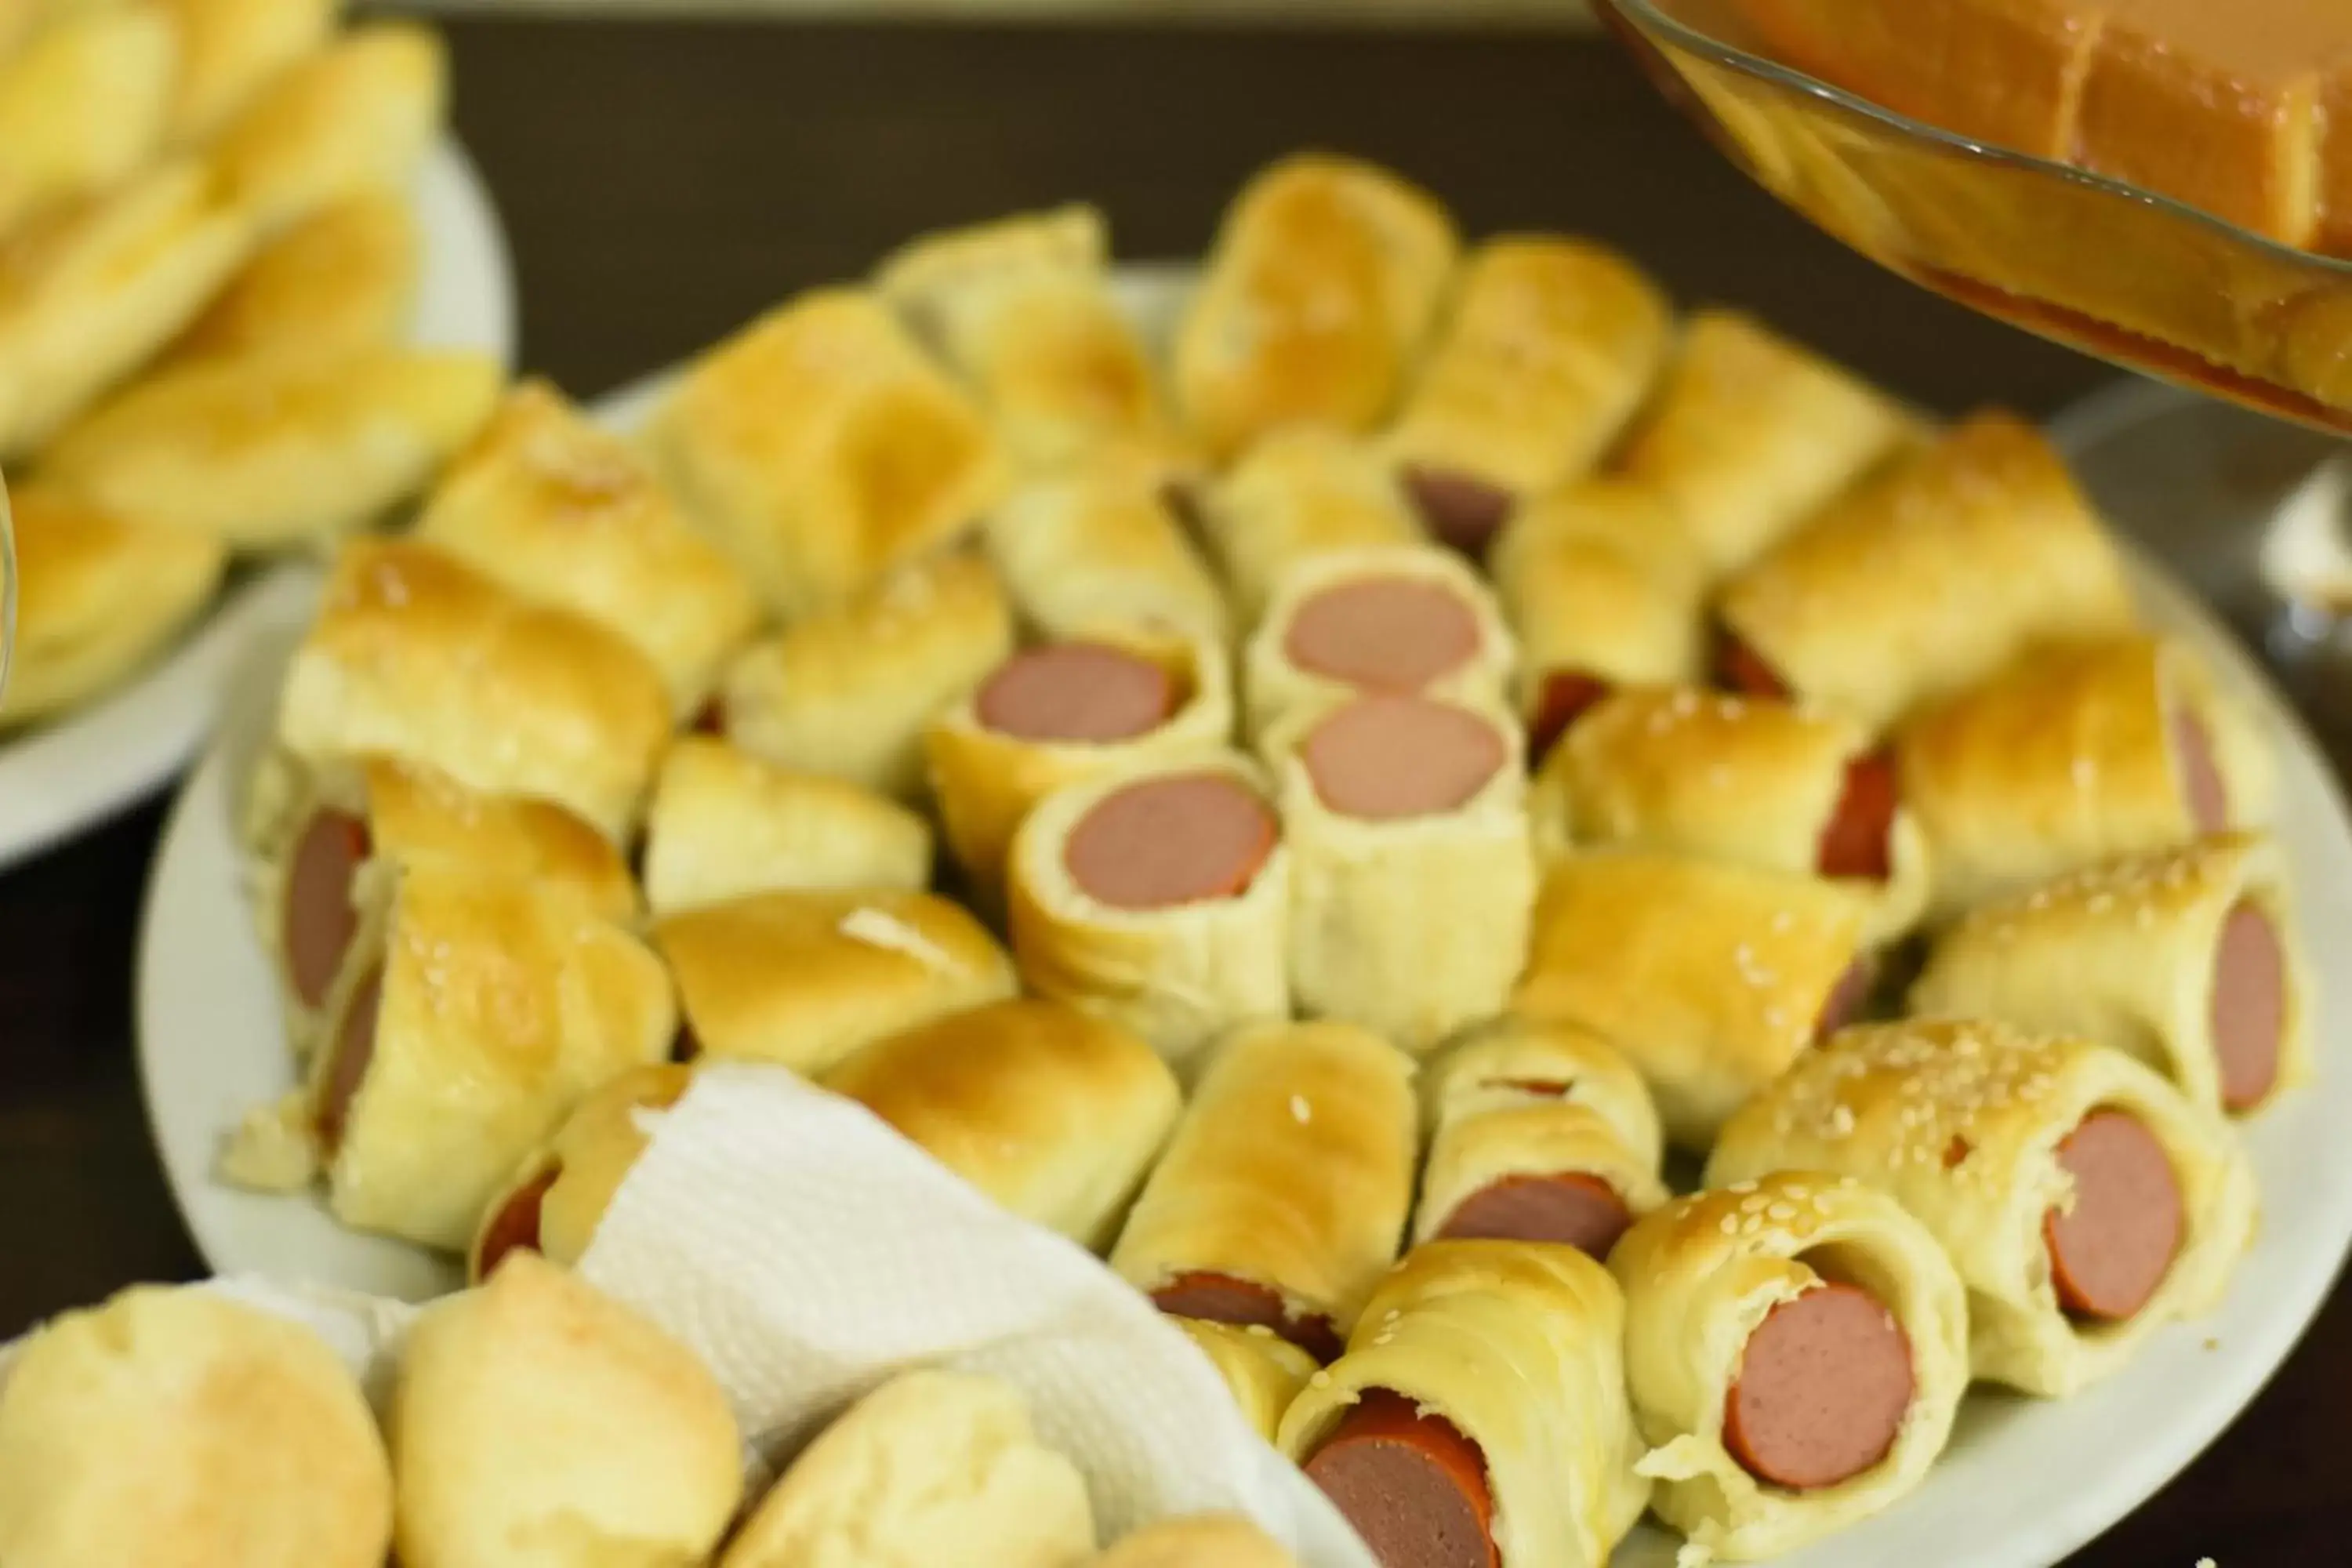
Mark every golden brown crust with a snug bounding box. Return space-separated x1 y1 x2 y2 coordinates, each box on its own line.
205 23 445 234
1194 427 1423 626
160 188 419 368
0 6 176 239
1091 1515 1299 1568
1170 1321 1317 1443
160 0 336 147
983 452 1228 645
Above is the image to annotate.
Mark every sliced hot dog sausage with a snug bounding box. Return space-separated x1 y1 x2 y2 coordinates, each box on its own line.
2046 1109 2183 1322
1064 773 1279 911
1300 695 1506 822
1305 1390 1500 1568
1403 466 1515 564
1718 630 1791 700
1150 1271 1344 1363
1526 669 1611 764
1283 577 1482 693
977 642 1177 743
313 966 383 1156
1724 1280 1915 1491
2171 706 2230 833
1815 957 1878 1039
2212 899 2286 1112
1818 749 1898 883
1435 1172 1634 1259
474 1163 561 1281
285 809 370 1007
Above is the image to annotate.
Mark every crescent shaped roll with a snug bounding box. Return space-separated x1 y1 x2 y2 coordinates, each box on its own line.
824 997 1183 1251
413 380 763 718
1174 153 1459 463
1708 1019 2257 1396
1261 691 1534 1056
1515 850 1875 1149
983 453 1229 646
1242 543 1515 739
205 24 442 235
1172 1320 1317 1443
1413 1016 1669 1254
470 1064 694 1283
877 205 1187 476
719 547 1014 800
1193 427 1424 626
1007 753 1290 1072
1899 634 2274 920
0 1286 391 1568
1111 1019 1418 1359
274 539 671 841
0 6 176 241
1911 833 2311 1117
642 736 931 916
927 622 1235 909
1717 412 2140 731
1384 236 1672 554
161 189 419 368
40 346 503 552
394 1253 742 1568
655 887 1016 1076
1607 1173 1969 1561
1611 308 1913 577
161 0 336 147
1277 1240 1648 1568
1530 684 1931 942
1091 1515 1298 1568
0 485 224 727
644 287 1005 619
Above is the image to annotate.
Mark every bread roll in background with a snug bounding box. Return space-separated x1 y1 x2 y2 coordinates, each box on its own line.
1091 1515 1300 1568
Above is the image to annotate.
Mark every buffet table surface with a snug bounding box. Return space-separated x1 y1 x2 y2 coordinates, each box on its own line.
2 16 2333 1563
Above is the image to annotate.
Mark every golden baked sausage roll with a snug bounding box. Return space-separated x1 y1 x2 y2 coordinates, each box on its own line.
655 887 1015 1076
0 6 175 240
1008 753 1289 1071
1900 634 2273 919
274 539 670 841
1092 1515 1298 1568
160 0 336 147
1278 1240 1646 1568
1413 1016 1668 1258
205 23 445 234
984 452 1228 645
472 1063 692 1283
718 547 1013 799
1912 833 2310 1116
41 347 503 552
1717 412 2140 731
1612 308 1912 577
222 860 676 1251
877 205 1185 476
1531 684 1930 941
1516 850 1875 1149
642 736 931 916
1243 543 1514 738
1385 236 1671 557
414 380 762 717
394 1253 742 1568
1261 691 1534 1056
1608 1172 1969 1561
1193 426 1423 626
824 997 1183 1251
1111 1019 1417 1361
1489 480 1710 759
0 485 224 727
1709 1018 2258 1396
160 188 419 367
0 1286 391 1568
646 287 1004 618
928 621 1234 909
1173 1319 1317 1443
1174 153 1459 463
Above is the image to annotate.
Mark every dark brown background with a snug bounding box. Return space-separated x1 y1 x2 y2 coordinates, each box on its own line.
1 17 2336 1563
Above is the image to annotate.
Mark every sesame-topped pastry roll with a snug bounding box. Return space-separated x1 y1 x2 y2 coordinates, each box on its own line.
1243 543 1514 739
471 1064 692 1282
1717 412 2140 731
1912 834 2309 1117
1900 635 2272 920
645 287 1005 618
1516 850 1875 1149
1490 480 1711 759
1609 1173 1969 1561
1414 1017 1668 1258
877 205 1187 476
1174 1319 1318 1442
1112 1019 1417 1360
1263 691 1534 1056
1385 236 1672 559
984 452 1228 646
1709 1019 2257 1396
1612 308 1913 577
1195 427 1423 625
1009 753 1289 1072
927 621 1233 909
1279 1240 1646 1568
0 6 176 240
1174 153 1459 464
718 549 1014 799
1530 684 1930 942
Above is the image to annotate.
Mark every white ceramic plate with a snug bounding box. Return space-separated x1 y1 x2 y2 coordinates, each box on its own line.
139 277 2352 1566
0 140 517 872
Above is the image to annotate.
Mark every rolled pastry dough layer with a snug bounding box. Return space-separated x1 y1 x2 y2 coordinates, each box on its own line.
982 451 1227 646
1173 1319 1318 1443
204 24 445 235
470 1062 693 1280
0 7 176 241
1609 1172 1969 1562
1195 427 1424 626
1709 1018 2257 1396
161 189 418 368
1091 1515 1298 1568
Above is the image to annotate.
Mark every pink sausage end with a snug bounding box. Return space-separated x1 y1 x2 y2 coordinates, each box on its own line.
284 809 369 1008
2212 900 2287 1112
1064 773 1278 911
1305 1392 1499 1568
1299 695 1505 822
977 643 1176 744
1283 576 1482 693
1724 1281 1915 1490
2046 1110 2184 1323
1435 1172 1634 1259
